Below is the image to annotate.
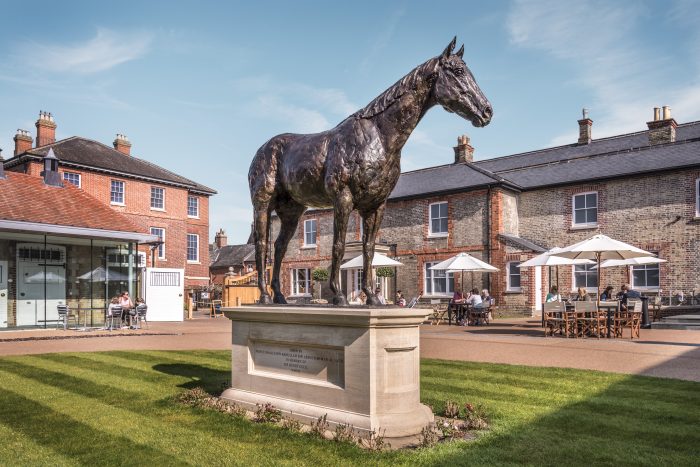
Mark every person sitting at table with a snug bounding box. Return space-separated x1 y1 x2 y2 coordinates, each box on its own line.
545 285 561 302
572 287 589 301
118 291 134 328
466 288 484 325
480 289 495 306
626 284 642 300
447 288 465 324
600 286 615 301
375 287 386 305
107 296 121 327
395 290 406 307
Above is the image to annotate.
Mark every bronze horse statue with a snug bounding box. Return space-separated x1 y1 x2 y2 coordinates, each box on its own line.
249 37 492 306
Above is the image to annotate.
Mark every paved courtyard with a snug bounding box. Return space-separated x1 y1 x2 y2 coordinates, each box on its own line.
0 316 698 382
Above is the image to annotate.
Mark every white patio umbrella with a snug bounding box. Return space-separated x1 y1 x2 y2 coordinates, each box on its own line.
430 252 498 291
518 247 594 291
340 252 403 269
78 265 130 282
593 257 666 269
550 234 654 307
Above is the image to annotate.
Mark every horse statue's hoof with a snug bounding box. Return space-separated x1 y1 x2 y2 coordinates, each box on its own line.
259 294 273 305
273 294 288 305
332 295 348 306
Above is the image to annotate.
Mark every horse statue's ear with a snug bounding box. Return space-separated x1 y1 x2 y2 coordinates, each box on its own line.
456 44 464 59
441 36 457 59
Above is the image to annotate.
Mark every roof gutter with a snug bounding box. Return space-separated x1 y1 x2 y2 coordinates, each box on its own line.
0 219 160 243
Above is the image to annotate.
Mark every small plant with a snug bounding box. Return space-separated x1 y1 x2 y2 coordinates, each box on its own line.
310 414 330 438
439 419 459 439
443 400 460 418
363 428 389 451
463 403 489 430
254 402 282 423
375 266 395 278
282 416 303 432
177 387 210 407
419 425 438 448
312 268 329 298
333 423 357 443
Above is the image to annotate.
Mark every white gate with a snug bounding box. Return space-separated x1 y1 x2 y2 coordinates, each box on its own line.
0 261 7 328
143 268 184 321
534 266 543 316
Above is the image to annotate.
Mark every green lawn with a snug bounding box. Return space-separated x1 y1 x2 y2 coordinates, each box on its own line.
0 351 697 466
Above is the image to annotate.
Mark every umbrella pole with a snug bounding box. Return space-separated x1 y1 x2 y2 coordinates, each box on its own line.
597 253 601 310
556 265 559 292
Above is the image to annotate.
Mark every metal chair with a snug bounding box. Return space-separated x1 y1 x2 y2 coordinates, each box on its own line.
56 304 78 330
107 305 123 330
134 304 148 329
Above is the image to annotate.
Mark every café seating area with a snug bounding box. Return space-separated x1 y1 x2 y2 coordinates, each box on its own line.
543 300 642 339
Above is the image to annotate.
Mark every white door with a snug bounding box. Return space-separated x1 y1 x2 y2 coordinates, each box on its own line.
17 264 65 326
534 266 543 316
144 268 184 321
0 261 7 328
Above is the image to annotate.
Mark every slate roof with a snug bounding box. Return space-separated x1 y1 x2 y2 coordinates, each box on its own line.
210 243 255 269
390 120 700 197
4 137 216 194
0 171 142 233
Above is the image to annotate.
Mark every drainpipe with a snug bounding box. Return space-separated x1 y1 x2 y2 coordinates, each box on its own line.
485 186 492 293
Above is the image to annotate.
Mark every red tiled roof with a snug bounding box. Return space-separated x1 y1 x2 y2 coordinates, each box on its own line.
0 171 142 233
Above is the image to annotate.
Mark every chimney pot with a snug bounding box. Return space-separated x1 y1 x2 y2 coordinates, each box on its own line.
453 134 474 163
113 133 132 155
577 109 593 145
215 228 228 248
662 105 671 120
653 107 661 121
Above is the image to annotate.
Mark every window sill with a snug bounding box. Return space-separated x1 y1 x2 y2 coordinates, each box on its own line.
505 289 522 294
150 207 165 212
427 233 448 239
110 202 125 206
301 245 317 250
187 215 200 219
187 260 201 264
289 294 312 298
570 224 598 230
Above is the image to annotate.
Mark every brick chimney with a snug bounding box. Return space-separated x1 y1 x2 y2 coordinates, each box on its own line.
13 129 33 155
453 134 474 163
113 134 132 155
577 108 593 145
215 228 228 248
647 105 676 145
35 111 56 147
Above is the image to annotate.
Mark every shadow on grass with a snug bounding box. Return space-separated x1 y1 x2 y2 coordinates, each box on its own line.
152 363 229 393
0 388 187 465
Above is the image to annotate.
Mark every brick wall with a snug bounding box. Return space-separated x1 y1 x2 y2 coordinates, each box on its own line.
11 161 211 287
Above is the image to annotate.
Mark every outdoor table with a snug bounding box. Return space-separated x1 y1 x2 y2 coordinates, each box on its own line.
74 306 109 331
598 301 620 338
448 301 466 325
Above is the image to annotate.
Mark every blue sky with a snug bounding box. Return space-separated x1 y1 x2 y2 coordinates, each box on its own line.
1 0 699 244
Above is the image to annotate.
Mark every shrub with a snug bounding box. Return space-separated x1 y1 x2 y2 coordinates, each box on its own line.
463 403 489 430
363 428 389 451
310 414 330 438
333 423 357 443
375 267 395 278
443 400 460 418
177 387 210 407
419 425 438 448
311 268 329 281
282 416 303 432
254 403 282 424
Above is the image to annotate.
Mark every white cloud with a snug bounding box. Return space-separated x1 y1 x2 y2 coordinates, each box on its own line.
18 28 152 73
507 0 700 144
256 95 331 133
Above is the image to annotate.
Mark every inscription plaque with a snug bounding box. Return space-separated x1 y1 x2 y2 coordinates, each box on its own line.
250 341 345 388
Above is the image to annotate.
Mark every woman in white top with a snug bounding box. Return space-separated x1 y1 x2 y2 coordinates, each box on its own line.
467 288 483 307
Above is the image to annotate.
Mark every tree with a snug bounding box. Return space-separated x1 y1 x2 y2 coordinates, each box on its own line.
375 267 395 278
312 268 329 299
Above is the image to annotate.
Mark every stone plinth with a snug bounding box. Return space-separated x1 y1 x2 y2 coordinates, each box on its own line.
220 306 434 441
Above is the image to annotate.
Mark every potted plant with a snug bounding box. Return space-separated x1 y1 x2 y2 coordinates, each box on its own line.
311 268 329 299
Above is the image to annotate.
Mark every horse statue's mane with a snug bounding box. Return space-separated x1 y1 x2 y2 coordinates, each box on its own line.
354 58 439 119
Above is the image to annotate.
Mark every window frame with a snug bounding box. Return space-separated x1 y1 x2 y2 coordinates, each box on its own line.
110 180 125 205
506 261 522 292
573 263 598 291
186 234 199 262
150 186 165 211
424 261 454 297
63 171 81 188
571 191 598 227
428 201 449 237
303 219 317 247
631 256 660 290
187 195 199 218
149 227 165 259
290 268 311 296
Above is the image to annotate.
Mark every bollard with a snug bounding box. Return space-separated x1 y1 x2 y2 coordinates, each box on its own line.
641 296 650 329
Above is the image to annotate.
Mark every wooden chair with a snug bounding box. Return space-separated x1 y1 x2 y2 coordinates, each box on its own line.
574 301 599 338
543 302 565 337
210 300 223 318
648 297 661 322
431 303 448 325
613 300 639 338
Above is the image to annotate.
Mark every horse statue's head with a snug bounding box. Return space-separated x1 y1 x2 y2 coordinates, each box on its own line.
432 37 492 128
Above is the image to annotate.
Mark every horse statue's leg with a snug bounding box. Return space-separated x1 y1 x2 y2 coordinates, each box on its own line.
329 190 353 306
271 197 306 304
362 204 386 306
253 201 273 305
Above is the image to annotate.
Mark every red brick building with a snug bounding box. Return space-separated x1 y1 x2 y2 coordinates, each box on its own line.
3 111 216 290
274 108 700 313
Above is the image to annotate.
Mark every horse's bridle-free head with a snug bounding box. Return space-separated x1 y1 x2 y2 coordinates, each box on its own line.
432 37 493 128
